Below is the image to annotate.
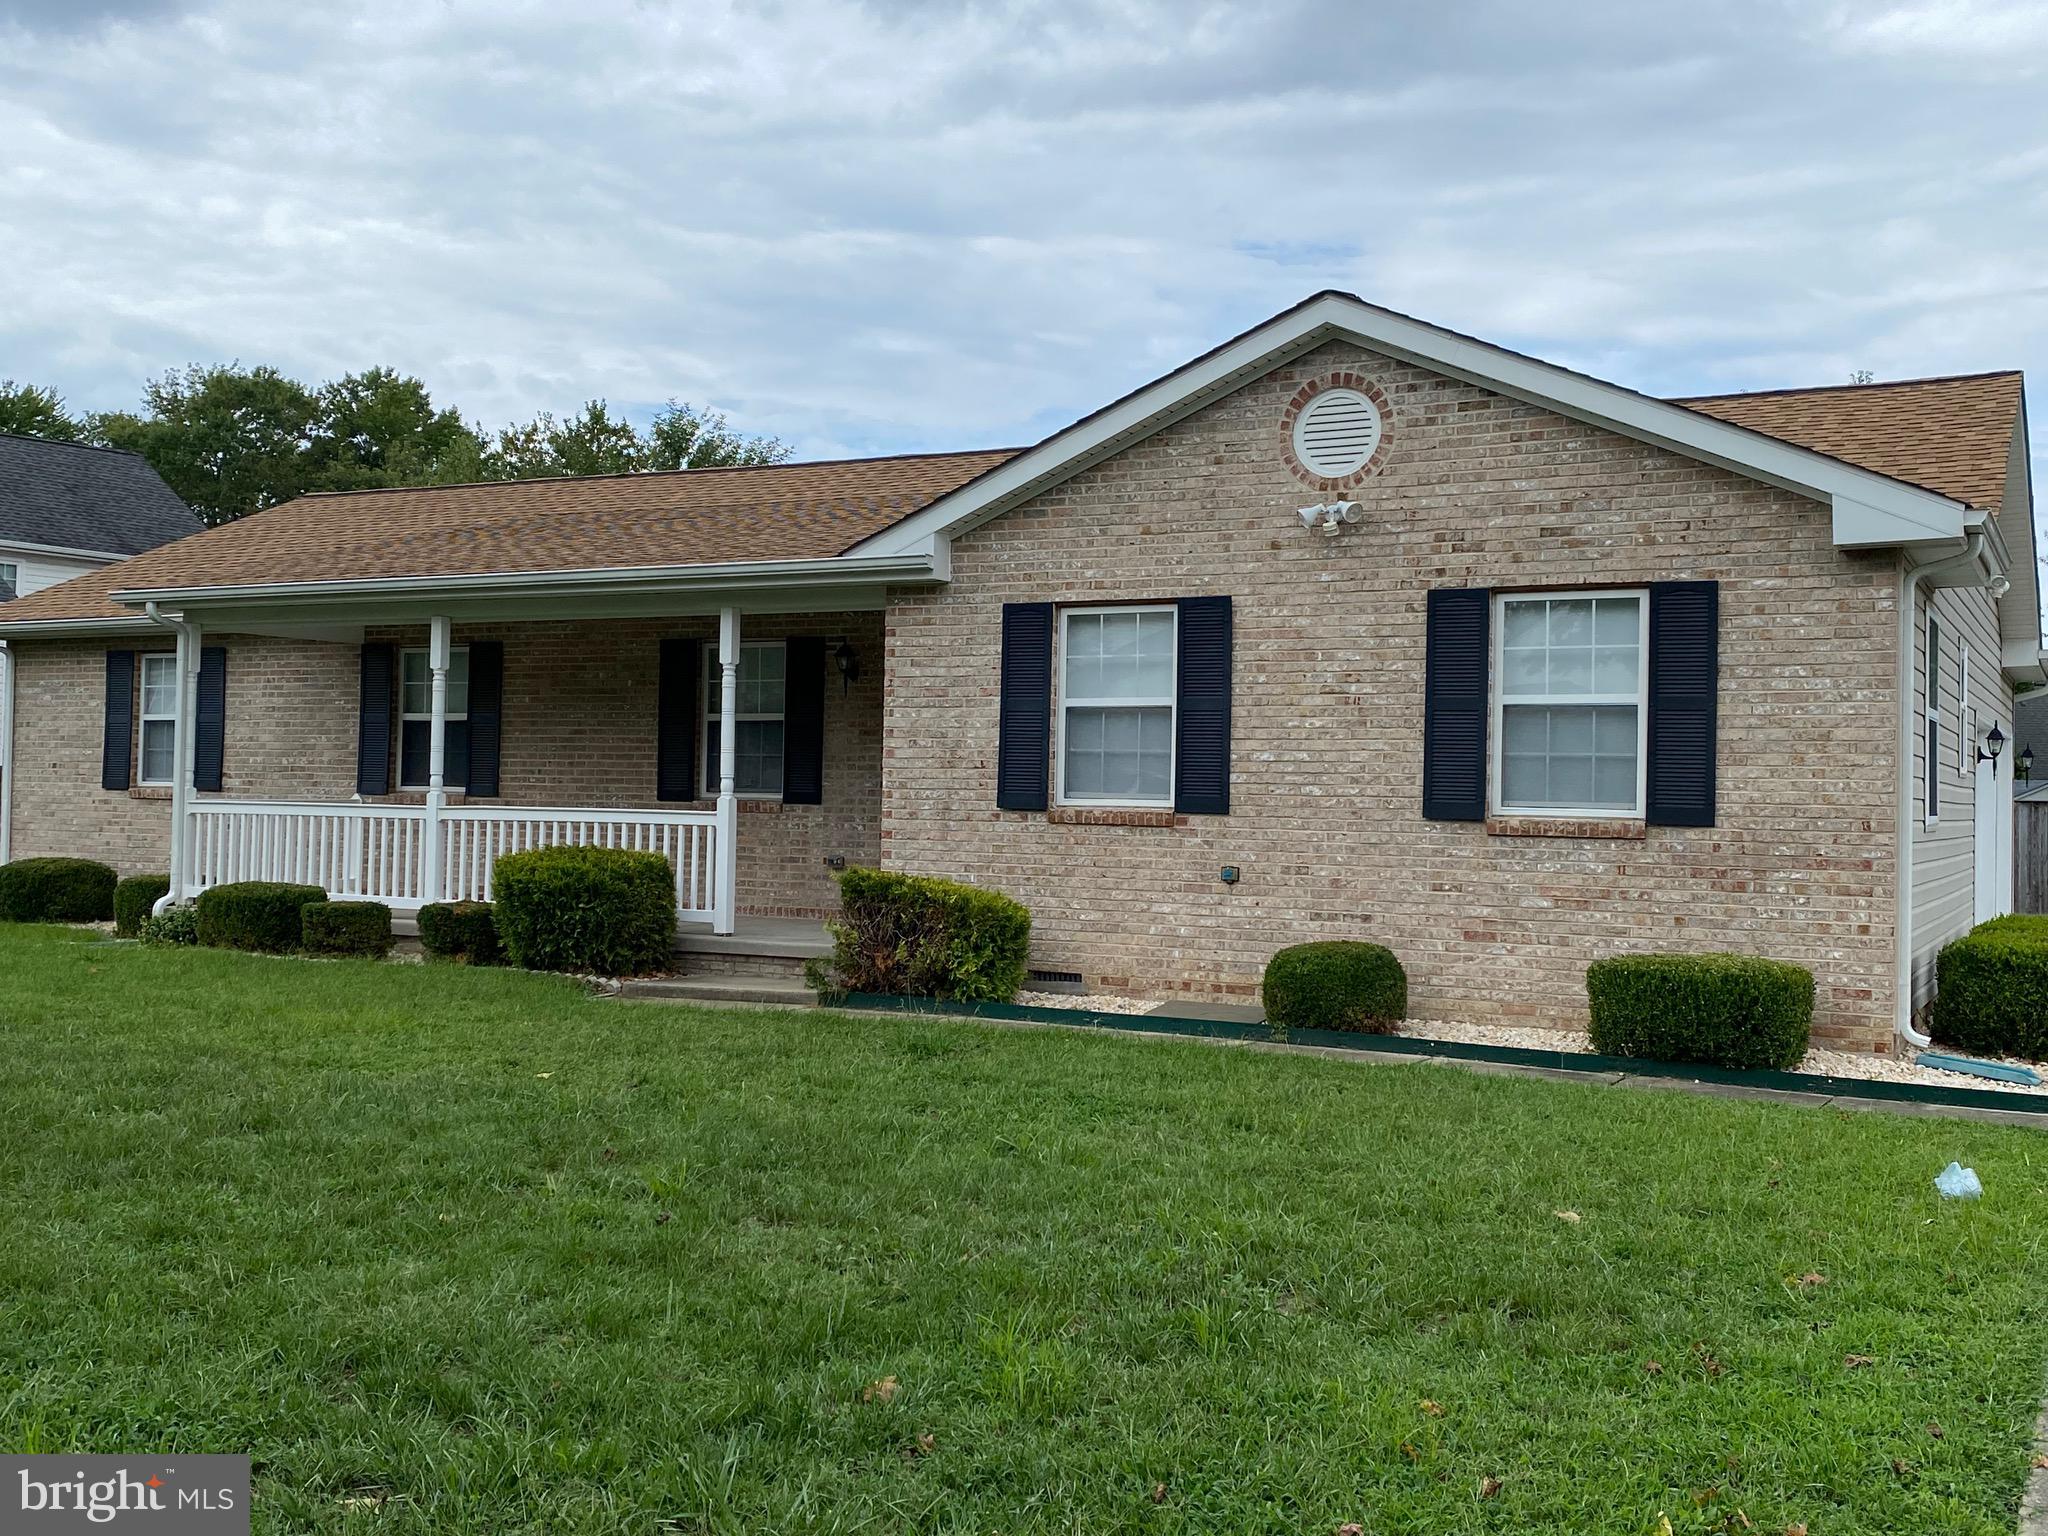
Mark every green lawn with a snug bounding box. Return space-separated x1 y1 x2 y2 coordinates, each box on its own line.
2 925 2046 1534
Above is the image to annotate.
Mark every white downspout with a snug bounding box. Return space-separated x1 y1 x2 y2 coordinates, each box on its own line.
1896 530 1993 1049
145 601 200 912
0 638 14 866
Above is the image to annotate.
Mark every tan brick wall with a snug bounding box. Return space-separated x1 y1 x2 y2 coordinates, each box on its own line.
881 340 1903 1051
7 614 883 916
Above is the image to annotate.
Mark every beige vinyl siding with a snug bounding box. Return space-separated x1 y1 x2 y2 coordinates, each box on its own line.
0 545 106 597
1908 574 2012 1010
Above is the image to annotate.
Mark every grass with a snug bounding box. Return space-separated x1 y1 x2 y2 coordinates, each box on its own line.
1 923 2046 1534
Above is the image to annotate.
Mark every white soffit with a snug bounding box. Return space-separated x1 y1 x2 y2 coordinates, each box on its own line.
855 292 1969 559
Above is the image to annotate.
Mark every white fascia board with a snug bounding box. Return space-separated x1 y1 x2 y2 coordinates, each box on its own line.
2001 639 2046 686
110 550 944 613
0 538 128 562
856 291 1968 557
0 615 158 638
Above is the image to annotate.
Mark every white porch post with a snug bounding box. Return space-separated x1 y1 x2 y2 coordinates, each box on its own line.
165 616 200 901
715 605 740 934
421 614 451 904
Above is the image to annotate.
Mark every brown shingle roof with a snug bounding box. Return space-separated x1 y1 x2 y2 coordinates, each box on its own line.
1675 371 2023 512
0 367 2027 629
0 448 1019 625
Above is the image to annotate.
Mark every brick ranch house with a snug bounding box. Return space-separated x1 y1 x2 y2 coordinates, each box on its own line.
0 292 2036 1053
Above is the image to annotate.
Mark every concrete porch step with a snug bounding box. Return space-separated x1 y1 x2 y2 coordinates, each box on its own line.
619 976 817 1008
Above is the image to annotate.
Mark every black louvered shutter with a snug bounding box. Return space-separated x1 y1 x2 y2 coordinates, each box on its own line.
193 646 226 793
355 643 395 795
1646 580 1719 826
1422 588 1490 821
656 638 699 801
466 641 504 797
996 603 1054 811
1175 596 1232 814
101 649 135 791
783 637 826 805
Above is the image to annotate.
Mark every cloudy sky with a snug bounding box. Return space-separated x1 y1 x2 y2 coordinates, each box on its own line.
2 0 2044 483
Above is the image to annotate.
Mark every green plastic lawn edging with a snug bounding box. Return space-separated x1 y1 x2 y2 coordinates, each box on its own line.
834 992 2048 1119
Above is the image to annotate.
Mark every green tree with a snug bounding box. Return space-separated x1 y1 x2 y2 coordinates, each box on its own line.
0 381 83 441
309 368 488 491
90 365 321 525
642 400 789 470
482 398 789 481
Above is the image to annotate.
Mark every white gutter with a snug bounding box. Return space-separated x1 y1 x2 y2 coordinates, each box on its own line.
110 550 945 610
144 602 199 913
0 639 13 865
0 617 160 638
1896 529 1996 1049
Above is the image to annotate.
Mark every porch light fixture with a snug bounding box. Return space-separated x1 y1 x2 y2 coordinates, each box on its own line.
2022 743 2035 783
1977 722 2006 766
834 638 860 693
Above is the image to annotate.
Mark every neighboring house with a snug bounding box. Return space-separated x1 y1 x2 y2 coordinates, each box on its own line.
0 433 202 599
0 292 2035 1054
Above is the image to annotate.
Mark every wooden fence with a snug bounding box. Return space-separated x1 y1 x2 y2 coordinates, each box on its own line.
2018 799 2048 913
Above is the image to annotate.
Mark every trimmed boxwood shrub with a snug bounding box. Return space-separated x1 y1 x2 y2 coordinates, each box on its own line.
195 881 328 954
0 857 117 923
493 846 675 975
418 900 503 965
139 904 198 948
817 867 1031 1003
302 900 393 959
1261 941 1407 1035
1586 952 1814 1070
114 873 171 938
1930 914 2048 1060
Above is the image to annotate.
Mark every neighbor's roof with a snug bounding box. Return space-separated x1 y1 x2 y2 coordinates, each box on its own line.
1676 371 2024 513
0 433 202 557
0 448 1019 625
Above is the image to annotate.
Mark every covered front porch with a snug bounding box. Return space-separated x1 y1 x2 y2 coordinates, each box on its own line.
144 566 905 933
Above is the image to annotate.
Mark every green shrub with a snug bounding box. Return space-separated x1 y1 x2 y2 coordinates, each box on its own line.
0 857 117 923
819 867 1031 1003
194 881 328 954
139 904 198 948
492 846 675 975
1931 915 2048 1060
1261 941 1407 1034
1586 952 1813 1070
302 900 393 959
418 901 502 965
114 874 171 938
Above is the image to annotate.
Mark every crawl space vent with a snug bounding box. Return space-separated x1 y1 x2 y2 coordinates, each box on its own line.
1292 387 1383 478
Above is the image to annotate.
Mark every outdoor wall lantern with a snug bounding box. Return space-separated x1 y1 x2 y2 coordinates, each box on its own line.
1977 722 2006 768
2022 743 2035 783
834 638 860 693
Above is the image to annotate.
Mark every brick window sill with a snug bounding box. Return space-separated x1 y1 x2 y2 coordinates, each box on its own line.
1486 816 1646 840
127 786 172 802
1046 805 1184 829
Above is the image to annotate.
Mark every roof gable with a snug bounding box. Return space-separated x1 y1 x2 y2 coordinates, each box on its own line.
855 291 1976 559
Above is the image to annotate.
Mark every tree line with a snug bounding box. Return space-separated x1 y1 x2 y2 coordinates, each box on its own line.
0 366 791 525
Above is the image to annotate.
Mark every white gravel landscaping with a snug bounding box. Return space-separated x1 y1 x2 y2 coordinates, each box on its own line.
1008 988 2048 1097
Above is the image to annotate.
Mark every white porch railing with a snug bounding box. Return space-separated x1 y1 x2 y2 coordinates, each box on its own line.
182 798 728 927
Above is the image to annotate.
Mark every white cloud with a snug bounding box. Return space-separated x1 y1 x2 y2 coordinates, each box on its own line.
0 0 2040 511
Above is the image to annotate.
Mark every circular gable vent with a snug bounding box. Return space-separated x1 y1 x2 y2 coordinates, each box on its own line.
1291 388 1384 478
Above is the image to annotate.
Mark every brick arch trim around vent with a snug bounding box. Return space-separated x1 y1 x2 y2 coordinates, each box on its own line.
1279 372 1394 492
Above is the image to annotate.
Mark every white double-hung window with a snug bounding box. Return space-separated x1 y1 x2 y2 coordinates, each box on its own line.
138 653 179 786
703 641 786 797
1056 605 1176 807
1493 591 1648 817
400 647 470 789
